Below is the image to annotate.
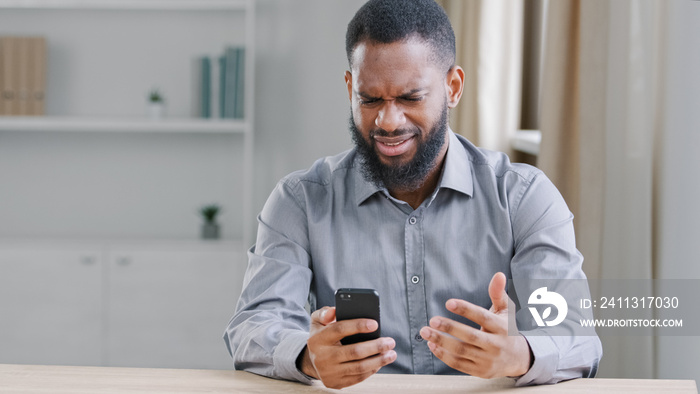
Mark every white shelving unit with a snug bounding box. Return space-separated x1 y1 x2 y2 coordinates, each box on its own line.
0 0 256 247
0 0 256 369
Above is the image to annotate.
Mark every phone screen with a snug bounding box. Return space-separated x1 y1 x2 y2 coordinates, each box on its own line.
335 288 381 345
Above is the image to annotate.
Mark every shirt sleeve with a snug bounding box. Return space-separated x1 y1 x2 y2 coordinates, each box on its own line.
223 178 315 384
507 171 603 386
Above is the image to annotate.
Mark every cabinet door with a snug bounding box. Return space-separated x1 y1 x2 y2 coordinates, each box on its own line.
106 248 244 369
0 248 103 366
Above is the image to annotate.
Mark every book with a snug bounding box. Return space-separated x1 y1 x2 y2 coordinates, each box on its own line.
234 47 245 119
0 37 18 115
210 54 220 119
0 36 46 116
218 54 226 119
223 46 238 119
16 37 31 115
0 38 4 114
28 37 47 116
200 56 211 118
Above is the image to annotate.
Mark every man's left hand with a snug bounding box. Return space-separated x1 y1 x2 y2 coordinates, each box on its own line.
419 272 532 379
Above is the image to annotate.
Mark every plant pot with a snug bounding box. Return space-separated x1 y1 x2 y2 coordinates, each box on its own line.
148 102 165 120
201 222 220 240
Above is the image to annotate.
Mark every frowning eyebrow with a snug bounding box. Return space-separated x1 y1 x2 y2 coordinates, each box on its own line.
356 88 426 100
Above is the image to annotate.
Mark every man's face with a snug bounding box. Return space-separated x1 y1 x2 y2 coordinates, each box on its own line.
345 38 453 191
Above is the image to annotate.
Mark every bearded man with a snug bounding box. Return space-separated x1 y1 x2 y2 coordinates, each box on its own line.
225 0 601 389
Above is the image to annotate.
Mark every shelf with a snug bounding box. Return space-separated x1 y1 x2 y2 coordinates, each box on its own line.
0 0 249 11
0 116 249 133
511 129 542 156
0 237 245 252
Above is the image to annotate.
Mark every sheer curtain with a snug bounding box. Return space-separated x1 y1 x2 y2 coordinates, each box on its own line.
440 0 684 381
544 0 661 379
437 0 523 156
535 0 669 380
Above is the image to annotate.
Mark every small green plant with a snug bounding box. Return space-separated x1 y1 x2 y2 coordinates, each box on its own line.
148 88 164 103
200 204 221 224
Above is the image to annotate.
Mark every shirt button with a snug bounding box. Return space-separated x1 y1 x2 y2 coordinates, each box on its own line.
415 333 423 342
411 275 420 284
409 217 417 225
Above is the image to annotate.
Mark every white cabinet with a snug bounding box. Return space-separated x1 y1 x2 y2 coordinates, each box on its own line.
0 240 245 369
106 247 242 369
0 2 255 367
0 247 102 366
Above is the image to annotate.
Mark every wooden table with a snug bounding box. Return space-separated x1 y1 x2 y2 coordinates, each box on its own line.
0 364 696 393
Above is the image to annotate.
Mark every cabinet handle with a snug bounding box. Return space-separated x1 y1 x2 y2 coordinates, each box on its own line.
80 255 97 265
117 256 132 266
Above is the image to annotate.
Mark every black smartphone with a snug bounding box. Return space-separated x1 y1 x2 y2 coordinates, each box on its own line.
334 288 381 345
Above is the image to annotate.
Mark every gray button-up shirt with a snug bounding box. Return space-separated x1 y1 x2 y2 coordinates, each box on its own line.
224 131 602 385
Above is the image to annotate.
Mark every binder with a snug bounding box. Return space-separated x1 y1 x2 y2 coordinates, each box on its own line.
218 54 226 119
200 56 211 118
16 37 30 115
0 37 18 115
223 46 238 119
28 37 47 116
234 47 245 119
210 55 220 118
0 38 4 114
0 36 45 116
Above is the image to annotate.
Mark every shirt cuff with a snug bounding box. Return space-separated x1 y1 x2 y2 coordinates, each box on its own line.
273 330 314 384
513 333 558 386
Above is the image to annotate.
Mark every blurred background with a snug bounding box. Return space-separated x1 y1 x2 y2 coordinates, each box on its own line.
0 0 697 386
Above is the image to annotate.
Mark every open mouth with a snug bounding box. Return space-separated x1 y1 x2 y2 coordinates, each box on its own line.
374 135 415 157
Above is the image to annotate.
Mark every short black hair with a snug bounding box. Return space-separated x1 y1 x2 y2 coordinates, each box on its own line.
346 0 456 72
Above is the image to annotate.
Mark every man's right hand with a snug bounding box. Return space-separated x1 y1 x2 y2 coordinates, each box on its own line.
299 306 397 389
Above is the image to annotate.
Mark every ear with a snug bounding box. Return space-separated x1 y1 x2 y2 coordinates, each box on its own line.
344 70 353 102
445 66 464 109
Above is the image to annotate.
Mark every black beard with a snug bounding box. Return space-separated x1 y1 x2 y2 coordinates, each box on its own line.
349 102 449 192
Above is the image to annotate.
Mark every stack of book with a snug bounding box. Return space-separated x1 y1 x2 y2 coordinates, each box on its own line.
198 46 245 119
0 36 47 116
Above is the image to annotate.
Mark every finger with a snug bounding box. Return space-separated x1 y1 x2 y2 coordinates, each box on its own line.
445 299 505 334
419 326 483 362
488 272 509 313
326 318 379 344
423 319 490 350
341 337 396 362
325 350 396 390
340 348 397 377
426 340 479 376
310 307 336 329
326 372 375 390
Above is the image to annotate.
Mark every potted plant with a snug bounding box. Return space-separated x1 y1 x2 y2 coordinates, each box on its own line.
200 204 221 240
147 88 165 119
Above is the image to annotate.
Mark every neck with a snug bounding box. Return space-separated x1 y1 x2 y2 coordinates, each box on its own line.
388 144 448 210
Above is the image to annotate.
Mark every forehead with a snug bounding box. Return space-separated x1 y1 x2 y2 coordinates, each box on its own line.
350 39 443 95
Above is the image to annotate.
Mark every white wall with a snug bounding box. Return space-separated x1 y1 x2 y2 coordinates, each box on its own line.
655 0 700 385
251 0 365 228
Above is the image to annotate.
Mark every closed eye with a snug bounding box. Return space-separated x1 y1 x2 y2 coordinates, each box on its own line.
359 97 381 105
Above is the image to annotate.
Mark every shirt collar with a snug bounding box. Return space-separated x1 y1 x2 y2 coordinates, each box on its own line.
353 129 474 206
353 155 385 206
438 130 474 197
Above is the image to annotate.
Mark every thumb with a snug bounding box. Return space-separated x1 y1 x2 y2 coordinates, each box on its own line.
488 272 509 314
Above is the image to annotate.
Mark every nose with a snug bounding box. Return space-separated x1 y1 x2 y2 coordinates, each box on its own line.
375 101 406 132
